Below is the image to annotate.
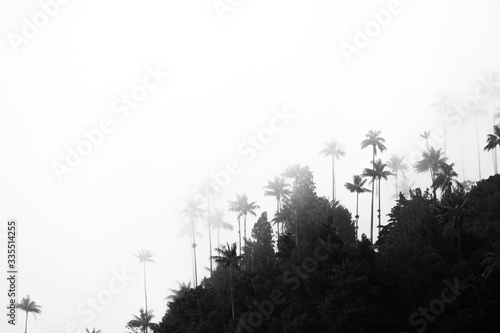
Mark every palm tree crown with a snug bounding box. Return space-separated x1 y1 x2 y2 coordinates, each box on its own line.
263 175 291 238
320 139 346 202
16 295 42 333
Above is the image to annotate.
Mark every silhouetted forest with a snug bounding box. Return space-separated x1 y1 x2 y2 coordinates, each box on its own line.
143 168 500 333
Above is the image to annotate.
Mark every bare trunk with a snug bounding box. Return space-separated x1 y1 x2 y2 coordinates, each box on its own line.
355 192 359 239
475 115 482 180
207 198 213 276
370 148 375 243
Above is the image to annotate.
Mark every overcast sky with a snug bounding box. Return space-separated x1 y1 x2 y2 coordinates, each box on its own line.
2 0 500 332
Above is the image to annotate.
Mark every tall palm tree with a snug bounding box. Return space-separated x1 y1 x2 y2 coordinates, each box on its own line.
465 102 488 180
212 242 242 319
483 72 500 174
128 308 154 333
209 208 233 248
386 154 409 198
344 175 371 239
178 220 203 288
16 295 42 333
420 130 431 152
200 181 218 276
430 92 451 158
432 162 462 194
228 194 259 254
320 139 346 202
166 281 191 301
183 198 205 286
363 159 392 234
85 328 101 333
263 175 291 238
413 147 447 200
484 125 500 174
134 249 155 319
360 130 387 242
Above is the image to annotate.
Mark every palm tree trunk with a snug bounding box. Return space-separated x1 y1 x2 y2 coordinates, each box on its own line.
244 214 247 240
332 155 335 202
276 197 280 239
207 199 213 276
443 110 447 159
143 262 149 333
192 213 198 286
395 171 398 199
370 148 375 243
474 115 482 180
459 133 466 181
378 178 381 230
355 192 359 239
24 310 28 333
238 217 241 256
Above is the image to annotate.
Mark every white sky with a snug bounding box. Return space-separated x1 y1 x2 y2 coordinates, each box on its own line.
1 0 500 332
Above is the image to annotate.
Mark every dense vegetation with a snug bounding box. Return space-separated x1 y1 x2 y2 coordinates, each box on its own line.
149 169 500 333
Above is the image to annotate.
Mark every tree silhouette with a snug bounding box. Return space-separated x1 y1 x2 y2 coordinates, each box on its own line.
178 220 203 289
345 175 371 239
166 281 191 301
386 154 408 198
413 147 447 200
228 194 259 254
211 242 242 319
182 198 205 286
16 295 42 333
200 181 219 276
128 308 154 333
263 175 291 239
363 159 392 234
484 125 500 174
208 208 233 249
320 139 346 202
432 162 462 194
134 249 155 322
430 92 452 158
85 328 101 333
361 130 387 242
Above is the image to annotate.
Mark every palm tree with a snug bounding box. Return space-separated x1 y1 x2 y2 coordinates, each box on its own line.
430 92 451 158
483 72 500 174
466 103 488 180
386 154 408 198
482 242 500 280
413 147 447 200
228 194 259 254
128 308 154 333
420 130 431 152
484 125 500 174
178 220 203 288
200 181 218 276
183 198 205 286
263 175 291 238
320 139 346 202
209 208 234 248
432 162 462 194
436 189 469 258
166 281 191 301
393 173 416 199
363 159 392 234
360 130 387 242
282 163 302 181
344 175 371 239
134 249 154 318
16 295 42 333
212 242 242 319
85 328 101 333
